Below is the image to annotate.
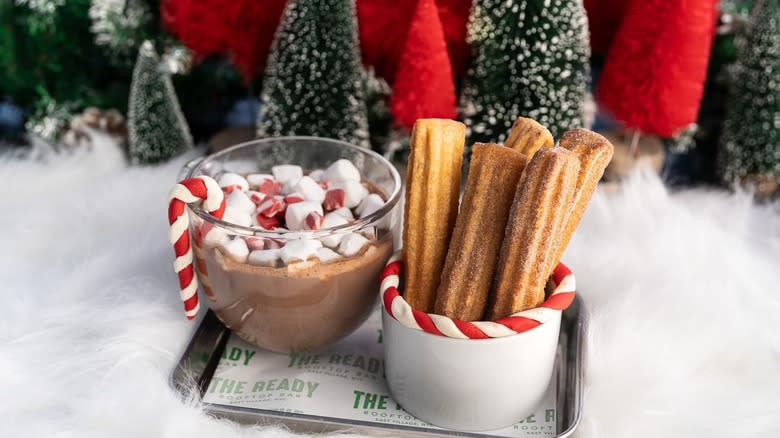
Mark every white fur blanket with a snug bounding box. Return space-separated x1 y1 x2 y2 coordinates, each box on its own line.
1 138 779 438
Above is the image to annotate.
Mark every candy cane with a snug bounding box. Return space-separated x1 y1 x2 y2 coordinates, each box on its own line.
381 252 576 339
167 176 226 319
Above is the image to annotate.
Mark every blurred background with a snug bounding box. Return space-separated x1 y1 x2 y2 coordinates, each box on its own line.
0 0 776 198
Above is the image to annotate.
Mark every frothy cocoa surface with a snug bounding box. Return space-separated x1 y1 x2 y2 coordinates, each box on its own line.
199 237 393 353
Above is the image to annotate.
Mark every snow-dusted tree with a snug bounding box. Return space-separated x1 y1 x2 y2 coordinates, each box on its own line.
257 0 370 147
719 0 780 189
460 0 590 145
127 41 192 164
89 0 151 66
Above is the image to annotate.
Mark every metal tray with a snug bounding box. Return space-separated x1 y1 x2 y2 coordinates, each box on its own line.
170 296 584 437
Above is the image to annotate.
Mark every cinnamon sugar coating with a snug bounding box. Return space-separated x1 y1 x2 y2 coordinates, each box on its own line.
487 147 580 320
504 117 554 158
434 143 528 321
402 119 466 313
552 129 614 266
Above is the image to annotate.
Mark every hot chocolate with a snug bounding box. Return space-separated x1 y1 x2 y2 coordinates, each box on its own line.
196 235 393 353
184 158 397 352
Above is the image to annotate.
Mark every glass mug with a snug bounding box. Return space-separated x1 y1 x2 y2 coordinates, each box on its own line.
181 137 402 353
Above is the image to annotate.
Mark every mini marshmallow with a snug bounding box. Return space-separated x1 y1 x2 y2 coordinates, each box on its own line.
357 193 385 218
284 192 305 204
264 238 285 250
197 221 213 236
226 190 256 215
247 249 280 267
320 233 345 249
322 212 350 229
272 165 303 183
315 247 340 263
319 213 350 247
308 169 325 181
218 172 249 192
223 206 252 227
294 176 326 203
304 212 324 230
221 237 249 263
280 177 301 196
285 201 324 231
244 237 266 251
331 207 355 220
286 259 317 273
323 188 345 211
331 180 368 208
254 214 280 230
323 159 361 182
203 227 230 249
256 178 282 196
247 190 267 205
246 173 273 189
280 239 323 264
256 196 285 217
338 233 370 257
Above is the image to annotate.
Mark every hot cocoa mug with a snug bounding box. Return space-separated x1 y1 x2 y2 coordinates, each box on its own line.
178 137 402 353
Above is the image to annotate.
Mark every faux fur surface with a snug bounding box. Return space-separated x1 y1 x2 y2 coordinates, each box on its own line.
1 139 779 437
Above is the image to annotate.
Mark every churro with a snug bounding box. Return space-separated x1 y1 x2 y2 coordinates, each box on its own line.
504 117 554 158
487 147 580 320
402 119 466 313
434 143 528 321
552 129 614 265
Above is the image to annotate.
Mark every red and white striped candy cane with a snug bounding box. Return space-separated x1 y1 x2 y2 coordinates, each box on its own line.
167 176 226 319
381 251 576 339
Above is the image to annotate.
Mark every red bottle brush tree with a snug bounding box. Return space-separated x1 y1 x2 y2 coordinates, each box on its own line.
596 0 719 137
356 0 416 84
161 0 287 83
357 0 471 83
435 0 472 78
583 0 627 55
390 0 458 129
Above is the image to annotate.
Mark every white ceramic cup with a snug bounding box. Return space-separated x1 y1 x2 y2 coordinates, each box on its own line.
382 306 561 431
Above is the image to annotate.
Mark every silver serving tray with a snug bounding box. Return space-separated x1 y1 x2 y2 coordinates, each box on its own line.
170 296 584 437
